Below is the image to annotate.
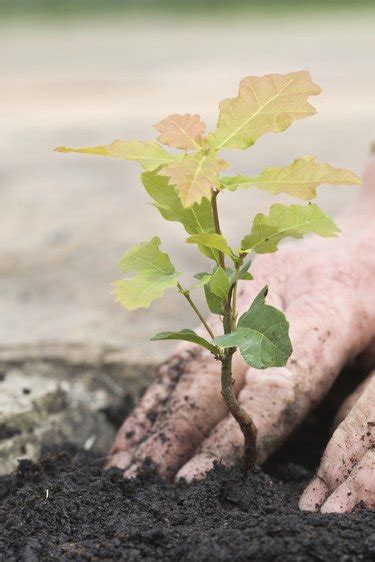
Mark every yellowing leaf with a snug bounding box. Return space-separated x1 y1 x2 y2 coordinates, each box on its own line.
241 203 340 254
56 145 110 156
55 140 176 171
159 153 228 207
154 113 206 150
186 233 234 258
112 237 179 309
209 71 321 150
228 156 361 200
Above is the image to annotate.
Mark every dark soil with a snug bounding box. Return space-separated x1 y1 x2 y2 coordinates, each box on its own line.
1 366 374 561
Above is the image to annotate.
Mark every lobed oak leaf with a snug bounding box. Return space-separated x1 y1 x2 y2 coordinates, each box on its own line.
55 140 176 171
154 113 206 150
241 203 340 254
112 237 179 309
158 153 228 207
226 156 361 200
209 71 321 150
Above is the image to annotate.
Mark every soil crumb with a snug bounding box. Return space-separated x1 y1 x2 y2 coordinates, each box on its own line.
0 447 374 561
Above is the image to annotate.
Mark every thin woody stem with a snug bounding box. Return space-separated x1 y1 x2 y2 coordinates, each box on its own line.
211 189 225 269
221 350 258 470
231 260 241 331
221 275 258 471
223 284 235 334
231 284 238 330
211 186 257 469
177 281 215 340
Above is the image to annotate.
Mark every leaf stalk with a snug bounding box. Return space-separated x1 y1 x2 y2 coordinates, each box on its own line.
177 281 215 341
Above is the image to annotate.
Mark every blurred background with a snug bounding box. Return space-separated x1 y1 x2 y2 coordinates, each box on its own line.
1 0 374 361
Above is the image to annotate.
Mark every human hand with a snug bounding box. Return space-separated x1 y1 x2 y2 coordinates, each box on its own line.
107 157 375 486
299 373 374 512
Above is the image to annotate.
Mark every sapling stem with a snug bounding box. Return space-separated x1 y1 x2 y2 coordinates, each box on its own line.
221 349 258 471
177 281 215 340
211 189 225 269
231 261 241 331
211 189 258 469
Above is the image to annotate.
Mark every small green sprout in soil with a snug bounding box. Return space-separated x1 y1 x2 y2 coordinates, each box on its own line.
56 71 360 470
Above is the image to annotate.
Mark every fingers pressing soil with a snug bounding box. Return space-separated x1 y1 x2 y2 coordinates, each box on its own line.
107 350 190 464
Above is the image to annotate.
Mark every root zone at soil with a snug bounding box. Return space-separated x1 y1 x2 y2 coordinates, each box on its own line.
1 367 374 561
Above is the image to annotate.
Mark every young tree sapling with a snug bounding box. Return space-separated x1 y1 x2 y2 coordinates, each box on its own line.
56 71 360 470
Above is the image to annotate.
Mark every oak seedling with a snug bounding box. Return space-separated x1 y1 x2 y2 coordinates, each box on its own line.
56 71 360 470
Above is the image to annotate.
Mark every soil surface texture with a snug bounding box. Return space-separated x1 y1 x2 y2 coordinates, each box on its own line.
1 451 374 560
1 366 375 561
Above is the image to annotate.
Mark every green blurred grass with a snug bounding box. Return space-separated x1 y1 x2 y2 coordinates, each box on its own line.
1 0 375 19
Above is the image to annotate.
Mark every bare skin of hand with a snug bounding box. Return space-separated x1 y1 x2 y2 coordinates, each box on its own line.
299 372 374 513
108 157 375 512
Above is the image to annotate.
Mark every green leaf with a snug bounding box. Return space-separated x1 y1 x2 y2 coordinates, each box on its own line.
188 273 212 291
241 203 340 254
224 156 361 200
158 152 228 207
55 140 177 171
209 71 321 150
186 233 234 258
249 285 268 308
204 286 224 315
195 272 224 315
194 263 251 317
239 260 253 279
194 272 210 282
113 237 179 309
141 170 218 262
151 329 219 355
209 267 231 300
214 287 292 369
236 260 253 281
226 262 253 283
